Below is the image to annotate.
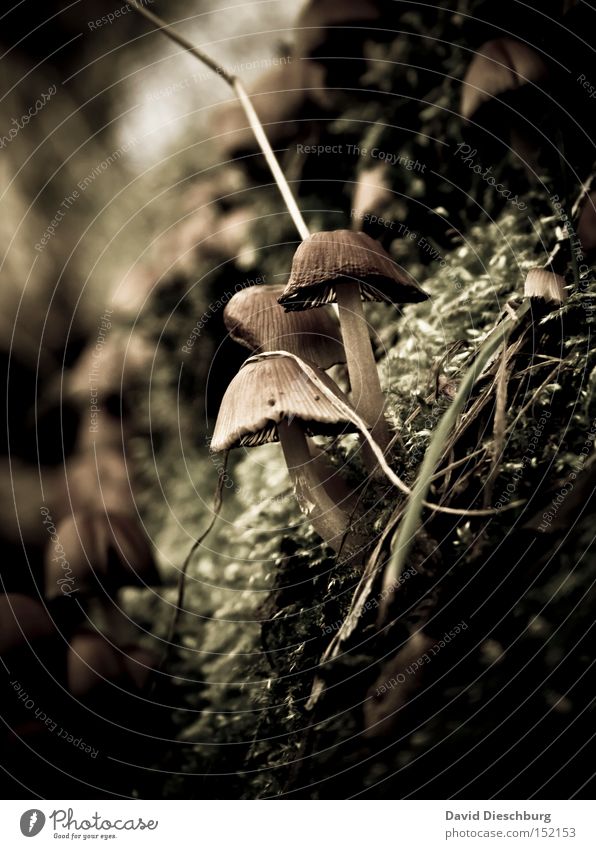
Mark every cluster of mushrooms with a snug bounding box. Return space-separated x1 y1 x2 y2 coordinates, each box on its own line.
2 345 162 748
211 229 427 552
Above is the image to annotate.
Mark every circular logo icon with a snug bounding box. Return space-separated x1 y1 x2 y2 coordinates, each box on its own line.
19 810 46 837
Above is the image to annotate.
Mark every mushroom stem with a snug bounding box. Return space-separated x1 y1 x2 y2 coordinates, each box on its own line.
128 0 310 242
335 281 391 456
278 420 352 551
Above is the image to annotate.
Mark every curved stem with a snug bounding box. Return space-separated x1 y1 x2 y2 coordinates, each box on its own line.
335 281 391 457
278 421 352 551
232 80 310 241
129 0 310 242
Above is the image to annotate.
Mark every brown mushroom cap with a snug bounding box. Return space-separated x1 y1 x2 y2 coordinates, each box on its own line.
461 38 548 121
44 513 160 601
224 284 346 368
278 230 428 310
524 268 567 304
211 353 357 451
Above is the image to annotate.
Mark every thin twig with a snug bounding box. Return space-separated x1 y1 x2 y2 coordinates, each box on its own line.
378 300 530 621
483 340 509 507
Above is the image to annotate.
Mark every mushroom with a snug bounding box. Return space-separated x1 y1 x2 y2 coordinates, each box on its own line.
44 512 160 602
278 230 428 452
57 448 136 519
524 268 567 304
460 38 548 122
295 0 383 60
62 330 152 451
211 352 363 551
224 283 359 512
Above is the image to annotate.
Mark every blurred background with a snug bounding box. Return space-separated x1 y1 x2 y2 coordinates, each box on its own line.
1 0 595 799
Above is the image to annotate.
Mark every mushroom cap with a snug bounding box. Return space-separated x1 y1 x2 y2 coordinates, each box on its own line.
211 353 358 451
278 229 428 310
64 331 152 408
67 632 125 697
524 268 567 304
44 513 160 601
461 38 548 121
224 284 346 368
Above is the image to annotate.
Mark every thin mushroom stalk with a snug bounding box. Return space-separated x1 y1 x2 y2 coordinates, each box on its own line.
335 280 391 450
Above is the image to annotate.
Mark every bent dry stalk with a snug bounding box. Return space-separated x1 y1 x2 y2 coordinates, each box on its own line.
128 0 310 242
335 279 390 450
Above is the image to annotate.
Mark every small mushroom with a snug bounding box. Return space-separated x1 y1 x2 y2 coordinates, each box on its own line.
67 633 157 701
61 331 152 452
44 512 160 602
278 229 428 452
460 38 548 122
524 268 567 304
211 352 361 551
224 283 346 368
